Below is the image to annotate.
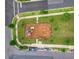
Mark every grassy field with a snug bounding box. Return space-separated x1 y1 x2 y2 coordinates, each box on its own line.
17 13 74 45
38 13 74 45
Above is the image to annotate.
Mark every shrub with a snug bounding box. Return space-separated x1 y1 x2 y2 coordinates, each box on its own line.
64 39 70 45
19 46 28 50
9 40 17 46
40 10 48 14
50 39 53 43
60 48 66 52
8 24 15 28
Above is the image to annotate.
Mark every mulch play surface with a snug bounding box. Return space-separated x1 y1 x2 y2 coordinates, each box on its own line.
25 23 52 39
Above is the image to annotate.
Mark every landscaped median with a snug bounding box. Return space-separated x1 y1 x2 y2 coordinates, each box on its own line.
9 7 74 51
18 7 74 17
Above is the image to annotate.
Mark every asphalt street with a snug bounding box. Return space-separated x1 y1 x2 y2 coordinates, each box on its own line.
5 0 13 25
9 51 74 59
19 0 74 12
19 1 48 12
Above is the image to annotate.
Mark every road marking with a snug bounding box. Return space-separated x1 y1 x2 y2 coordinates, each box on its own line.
13 0 15 16
20 2 22 8
17 2 19 14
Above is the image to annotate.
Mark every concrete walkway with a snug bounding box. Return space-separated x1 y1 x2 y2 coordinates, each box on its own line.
19 11 74 20
27 44 74 49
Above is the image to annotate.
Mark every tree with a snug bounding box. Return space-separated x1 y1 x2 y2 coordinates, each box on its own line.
40 10 48 14
19 46 24 49
8 24 15 28
9 40 16 46
61 48 66 52
64 39 70 45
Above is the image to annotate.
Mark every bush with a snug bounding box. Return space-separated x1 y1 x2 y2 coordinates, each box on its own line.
32 12 35 15
40 10 48 14
60 48 66 52
50 39 53 43
19 46 28 50
64 39 70 45
9 40 17 46
8 24 15 28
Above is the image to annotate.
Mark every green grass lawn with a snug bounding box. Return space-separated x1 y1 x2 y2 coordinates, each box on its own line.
38 13 74 45
17 13 74 45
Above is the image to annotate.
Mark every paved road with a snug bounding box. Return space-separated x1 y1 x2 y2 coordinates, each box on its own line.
9 51 74 59
5 27 11 59
19 1 48 12
19 0 74 12
48 0 74 9
5 0 14 25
